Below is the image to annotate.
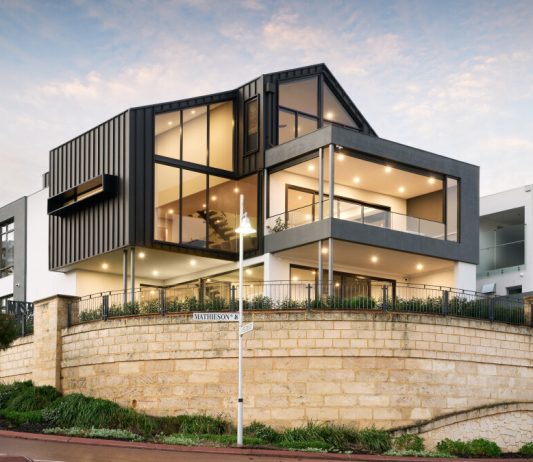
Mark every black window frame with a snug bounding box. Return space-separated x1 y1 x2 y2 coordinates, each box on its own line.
0 219 14 279
244 96 260 156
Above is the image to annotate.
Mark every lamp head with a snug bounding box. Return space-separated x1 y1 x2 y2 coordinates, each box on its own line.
236 213 256 235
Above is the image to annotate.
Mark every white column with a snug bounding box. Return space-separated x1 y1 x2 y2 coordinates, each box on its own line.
454 262 477 292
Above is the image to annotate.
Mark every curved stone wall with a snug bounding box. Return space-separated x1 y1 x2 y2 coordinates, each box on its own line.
0 335 33 383
59 311 533 430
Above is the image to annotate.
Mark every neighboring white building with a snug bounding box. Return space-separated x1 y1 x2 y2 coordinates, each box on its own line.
477 185 533 296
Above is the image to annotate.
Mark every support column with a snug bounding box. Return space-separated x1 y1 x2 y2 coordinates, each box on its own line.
33 295 78 390
329 144 334 219
130 247 136 303
328 237 333 298
318 147 324 221
317 240 323 299
122 248 128 307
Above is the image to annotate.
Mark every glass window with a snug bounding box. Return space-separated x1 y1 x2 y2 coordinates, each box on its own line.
0 294 13 313
182 170 207 247
154 164 180 243
245 98 259 154
209 102 234 171
208 174 258 252
323 82 358 128
287 188 315 226
278 109 296 144
0 220 14 278
279 77 318 116
446 177 459 242
183 106 208 166
297 114 317 138
155 111 181 159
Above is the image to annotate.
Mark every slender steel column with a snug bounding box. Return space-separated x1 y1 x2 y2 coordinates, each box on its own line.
122 249 128 306
237 194 244 447
318 147 324 221
328 237 333 298
317 240 323 299
130 247 136 304
329 144 334 219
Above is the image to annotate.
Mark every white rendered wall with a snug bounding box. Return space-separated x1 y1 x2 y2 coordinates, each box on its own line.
0 275 14 299
478 185 533 295
453 262 477 292
26 188 77 302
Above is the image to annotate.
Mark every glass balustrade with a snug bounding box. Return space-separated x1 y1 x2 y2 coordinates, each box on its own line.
266 198 445 240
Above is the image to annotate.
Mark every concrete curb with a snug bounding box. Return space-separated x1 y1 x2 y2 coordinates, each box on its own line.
0 429 531 462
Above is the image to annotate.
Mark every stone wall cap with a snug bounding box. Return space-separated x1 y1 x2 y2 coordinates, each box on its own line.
33 294 80 305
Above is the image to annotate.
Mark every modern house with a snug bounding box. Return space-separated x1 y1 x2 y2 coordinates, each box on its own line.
477 185 532 296
1 63 479 309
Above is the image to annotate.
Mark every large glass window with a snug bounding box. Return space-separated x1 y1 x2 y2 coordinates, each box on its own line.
154 164 180 243
155 101 234 171
183 106 208 166
245 98 259 154
279 77 318 116
182 170 208 247
0 220 14 278
155 111 181 160
154 164 258 252
446 177 459 242
0 294 13 312
322 83 359 129
209 102 233 170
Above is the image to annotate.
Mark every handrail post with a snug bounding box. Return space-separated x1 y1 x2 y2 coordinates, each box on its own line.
382 285 389 312
442 290 449 316
159 288 166 316
102 295 109 321
489 297 495 322
231 286 236 310
306 283 312 310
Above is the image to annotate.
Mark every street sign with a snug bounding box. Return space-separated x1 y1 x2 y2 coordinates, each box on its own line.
240 322 254 335
192 312 240 322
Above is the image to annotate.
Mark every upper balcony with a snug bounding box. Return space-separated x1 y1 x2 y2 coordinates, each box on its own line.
264 125 479 265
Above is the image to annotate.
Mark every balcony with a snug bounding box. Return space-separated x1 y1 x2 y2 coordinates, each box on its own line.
266 199 445 240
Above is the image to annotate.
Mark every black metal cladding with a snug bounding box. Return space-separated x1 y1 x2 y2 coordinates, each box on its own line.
49 111 129 270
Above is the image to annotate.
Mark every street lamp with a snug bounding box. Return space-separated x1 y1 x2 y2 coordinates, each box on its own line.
235 194 255 447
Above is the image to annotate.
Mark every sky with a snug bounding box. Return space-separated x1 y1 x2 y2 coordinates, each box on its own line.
0 0 532 206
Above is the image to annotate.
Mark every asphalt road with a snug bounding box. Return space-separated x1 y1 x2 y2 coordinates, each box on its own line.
0 436 343 462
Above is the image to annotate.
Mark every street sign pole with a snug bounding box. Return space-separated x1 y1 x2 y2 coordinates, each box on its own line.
237 194 244 447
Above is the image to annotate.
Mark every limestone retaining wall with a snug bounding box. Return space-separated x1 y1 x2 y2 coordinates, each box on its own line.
0 335 34 383
60 310 533 430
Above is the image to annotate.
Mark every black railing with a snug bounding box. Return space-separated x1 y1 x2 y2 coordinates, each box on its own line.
67 281 531 328
5 301 34 337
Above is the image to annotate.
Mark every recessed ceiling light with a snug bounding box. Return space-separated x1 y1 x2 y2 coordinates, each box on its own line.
416 263 424 271
138 252 146 259
428 177 435 184
101 263 109 270
150 290 155 295
211 195 217 201
206 278 211 282
168 209 174 214
326 111 334 119
311 271 316 275
152 270 159 276
233 187 239 193
202 203 206 208
245 268 252 275
371 256 378 263
335 282 340 287
321 247 328 254
307 165 315 172
305 214 312 220
292 276 299 281
167 121 173 126
190 259 197 266
353 176 360 184
337 154 345 161
191 109 196 115
385 166 392 173
398 186 406 193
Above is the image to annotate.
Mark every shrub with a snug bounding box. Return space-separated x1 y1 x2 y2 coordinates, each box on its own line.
519 442 533 456
0 313 19 349
79 309 101 323
385 449 452 458
245 421 281 443
0 381 60 411
356 426 392 454
174 414 232 435
393 433 425 452
436 438 501 457
0 409 44 424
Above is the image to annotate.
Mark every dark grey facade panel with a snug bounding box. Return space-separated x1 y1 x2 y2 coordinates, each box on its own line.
0 197 26 301
49 111 129 270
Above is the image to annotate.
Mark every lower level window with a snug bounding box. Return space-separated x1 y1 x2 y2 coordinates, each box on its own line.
0 220 14 279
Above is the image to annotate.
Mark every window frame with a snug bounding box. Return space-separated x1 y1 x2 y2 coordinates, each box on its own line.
244 96 260 156
0 219 15 279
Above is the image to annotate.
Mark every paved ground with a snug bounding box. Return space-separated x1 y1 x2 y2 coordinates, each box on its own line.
0 435 350 462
